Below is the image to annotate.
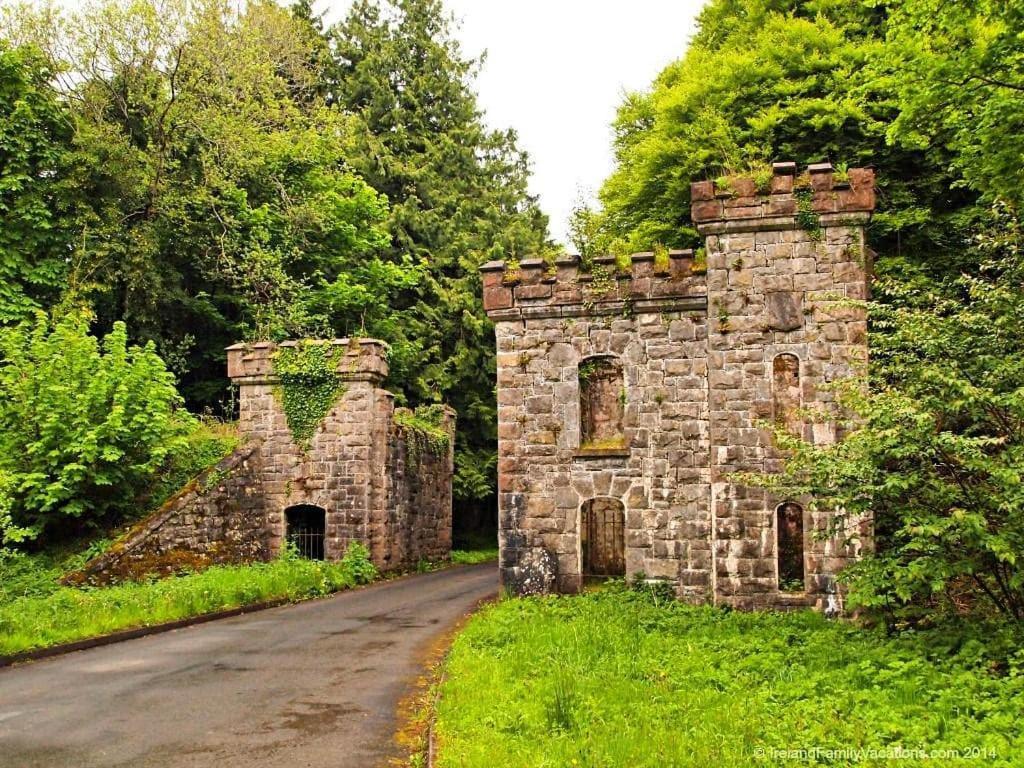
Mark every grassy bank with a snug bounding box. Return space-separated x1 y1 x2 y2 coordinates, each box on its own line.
434 586 1023 767
0 544 376 656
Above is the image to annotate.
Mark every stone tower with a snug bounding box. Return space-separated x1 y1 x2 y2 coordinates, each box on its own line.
482 161 874 610
75 338 454 583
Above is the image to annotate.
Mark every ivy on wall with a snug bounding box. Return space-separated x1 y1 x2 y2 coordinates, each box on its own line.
394 404 450 466
272 343 346 447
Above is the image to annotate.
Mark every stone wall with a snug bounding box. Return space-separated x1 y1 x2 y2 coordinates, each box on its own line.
483 161 875 611
695 161 874 609
75 338 454 582
384 409 456 567
482 251 712 598
70 442 269 584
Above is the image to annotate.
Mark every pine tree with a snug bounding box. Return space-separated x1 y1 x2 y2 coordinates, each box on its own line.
314 0 553 520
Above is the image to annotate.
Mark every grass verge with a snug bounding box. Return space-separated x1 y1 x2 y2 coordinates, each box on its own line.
433 584 1023 767
451 548 498 565
0 543 376 656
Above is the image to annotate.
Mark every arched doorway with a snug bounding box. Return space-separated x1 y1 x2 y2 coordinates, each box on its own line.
581 498 625 578
285 505 326 560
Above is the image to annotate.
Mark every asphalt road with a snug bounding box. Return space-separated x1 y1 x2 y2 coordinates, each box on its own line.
0 563 497 768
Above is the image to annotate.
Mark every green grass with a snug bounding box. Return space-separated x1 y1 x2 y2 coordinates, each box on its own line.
451 548 498 565
451 529 498 565
434 585 1023 767
0 544 376 656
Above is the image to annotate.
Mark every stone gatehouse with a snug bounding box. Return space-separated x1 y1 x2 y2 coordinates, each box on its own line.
482 161 875 610
76 338 454 583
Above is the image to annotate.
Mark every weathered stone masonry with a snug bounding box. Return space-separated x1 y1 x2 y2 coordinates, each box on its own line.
483 161 875 610
77 339 453 582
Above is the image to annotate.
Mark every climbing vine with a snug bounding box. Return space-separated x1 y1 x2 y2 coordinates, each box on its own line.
272 343 346 448
394 404 450 466
795 189 823 241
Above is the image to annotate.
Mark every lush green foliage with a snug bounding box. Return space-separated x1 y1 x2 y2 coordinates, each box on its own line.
4 0 397 406
754 206 1024 626
0 43 83 322
0 312 192 539
272 341 346 447
883 1 1024 209
435 587 1023 767
1 0 551 519
595 0 977 273
0 542 377 655
394 403 451 460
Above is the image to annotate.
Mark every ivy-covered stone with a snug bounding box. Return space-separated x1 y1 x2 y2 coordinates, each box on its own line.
272 342 347 447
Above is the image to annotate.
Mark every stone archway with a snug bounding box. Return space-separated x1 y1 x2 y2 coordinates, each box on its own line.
581 497 625 578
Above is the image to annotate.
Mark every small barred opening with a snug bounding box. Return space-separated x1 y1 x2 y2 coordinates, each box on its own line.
285 504 326 560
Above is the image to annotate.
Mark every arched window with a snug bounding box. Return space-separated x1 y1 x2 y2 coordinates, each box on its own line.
776 501 805 592
772 354 801 434
581 498 625 578
579 356 625 450
285 505 326 560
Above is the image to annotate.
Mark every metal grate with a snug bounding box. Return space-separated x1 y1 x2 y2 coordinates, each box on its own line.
285 505 326 560
582 500 625 577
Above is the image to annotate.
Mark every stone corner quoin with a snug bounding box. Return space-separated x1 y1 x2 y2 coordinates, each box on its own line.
481 161 875 611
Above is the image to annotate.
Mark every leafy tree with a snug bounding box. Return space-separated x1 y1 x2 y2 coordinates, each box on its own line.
6 0 397 406
598 0 979 275
883 0 1024 209
0 312 192 540
309 0 553 515
0 44 85 322
760 205 1024 627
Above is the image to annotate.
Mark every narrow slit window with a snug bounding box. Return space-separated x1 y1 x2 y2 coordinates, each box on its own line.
772 353 802 435
776 502 805 592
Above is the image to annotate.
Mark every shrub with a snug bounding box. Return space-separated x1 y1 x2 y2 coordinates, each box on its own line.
0 312 193 540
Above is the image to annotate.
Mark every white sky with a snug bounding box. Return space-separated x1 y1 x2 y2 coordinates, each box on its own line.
319 1 705 246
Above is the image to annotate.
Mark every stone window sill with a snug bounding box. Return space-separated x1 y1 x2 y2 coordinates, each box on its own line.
574 447 630 459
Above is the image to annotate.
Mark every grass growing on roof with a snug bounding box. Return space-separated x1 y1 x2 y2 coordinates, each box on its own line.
433 584 1023 767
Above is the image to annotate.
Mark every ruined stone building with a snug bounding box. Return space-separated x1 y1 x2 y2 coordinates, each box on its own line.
77 339 454 582
482 162 874 609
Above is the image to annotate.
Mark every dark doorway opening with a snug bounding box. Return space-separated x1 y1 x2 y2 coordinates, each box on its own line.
581 498 625 578
285 505 326 560
776 501 805 591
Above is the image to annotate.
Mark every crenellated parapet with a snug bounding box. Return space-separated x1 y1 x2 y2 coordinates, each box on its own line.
481 251 707 320
690 161 876 234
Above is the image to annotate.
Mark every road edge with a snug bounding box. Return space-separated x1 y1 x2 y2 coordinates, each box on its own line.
0 561 494 670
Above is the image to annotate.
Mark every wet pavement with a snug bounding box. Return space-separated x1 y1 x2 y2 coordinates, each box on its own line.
0 563 497 767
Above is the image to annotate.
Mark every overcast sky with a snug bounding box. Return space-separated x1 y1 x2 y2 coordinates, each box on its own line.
318 1 705 246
